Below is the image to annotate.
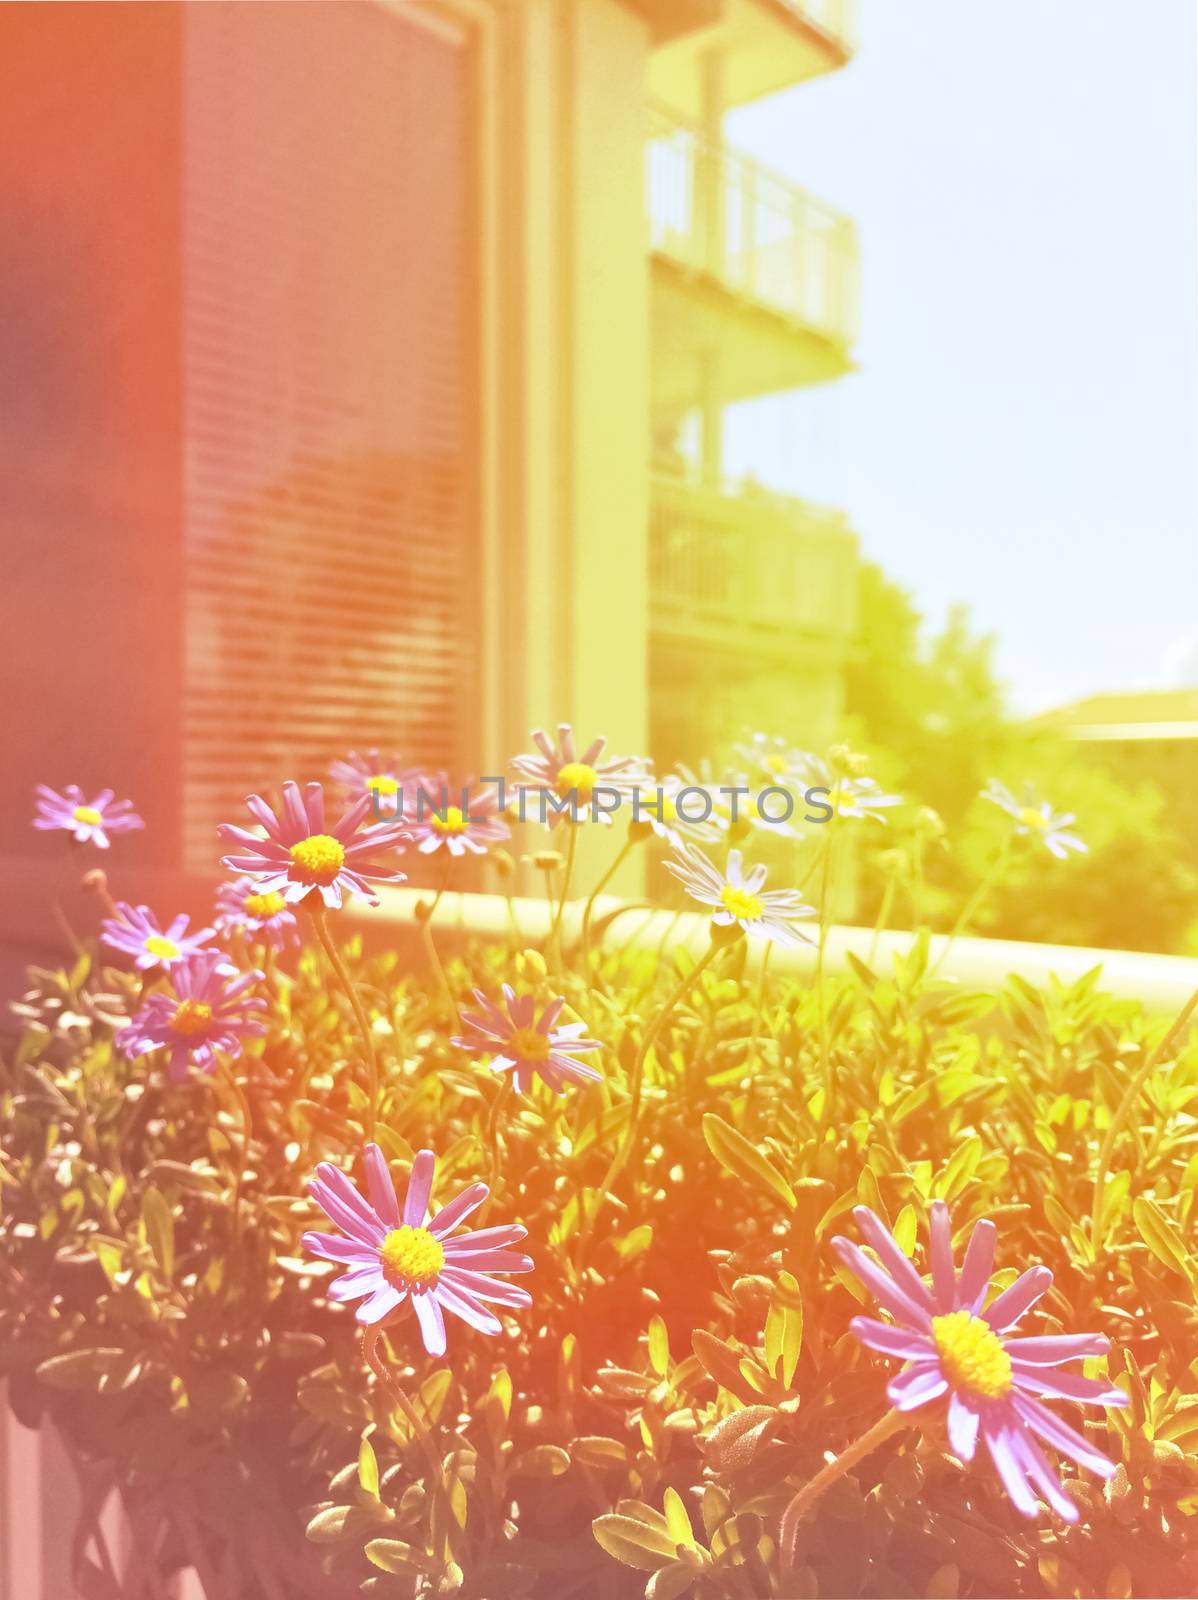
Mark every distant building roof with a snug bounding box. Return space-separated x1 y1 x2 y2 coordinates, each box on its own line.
1027 689 1198 742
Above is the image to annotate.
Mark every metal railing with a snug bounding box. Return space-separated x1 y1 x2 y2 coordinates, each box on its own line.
647 104 859 348
649 468 857 644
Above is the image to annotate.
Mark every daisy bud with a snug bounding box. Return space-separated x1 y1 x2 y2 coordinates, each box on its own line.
492 848 516 881
518 949 548 981
532 850 564 873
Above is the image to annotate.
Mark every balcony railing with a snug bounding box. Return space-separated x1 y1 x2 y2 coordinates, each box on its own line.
647 104 859 349
650 468 857 647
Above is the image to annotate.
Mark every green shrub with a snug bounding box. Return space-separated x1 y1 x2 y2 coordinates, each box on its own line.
4 923 1198 1598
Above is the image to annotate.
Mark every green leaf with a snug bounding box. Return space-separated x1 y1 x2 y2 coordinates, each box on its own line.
646 1564 699 1600
572 1436 628 1468
763 1270 803 1388
648 1315 670 1377
364 1538 433 1574
140 1187 174 1279
36 1348 127 1391
592 1512 677 1572
702 1113 795 1211
1132 1197 1196 1288
513 1444 571 1478
358 1435 380 1499
662 1487 695 1547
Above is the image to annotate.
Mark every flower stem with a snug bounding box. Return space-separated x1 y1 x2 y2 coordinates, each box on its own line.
221 1064 252 1246
868 875 897 967
1091 984 1198 1247
580 835 634 979
931 832 1011 975
548 824 578 972
780 1408 908 1568
309 903 379 1142
360 1327 443 1479
420 856 454 1006
588 942 722 1231
814 822 838 1122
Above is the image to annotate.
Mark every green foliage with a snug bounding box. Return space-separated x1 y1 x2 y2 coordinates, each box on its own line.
3 924 1198 1597
843 560 1198 954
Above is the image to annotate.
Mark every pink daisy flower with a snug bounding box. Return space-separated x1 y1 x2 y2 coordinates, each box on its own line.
405 782 511 858
834 1202 1128 1521
33 785 144 849
214 876 300 950
218 780 407 910
510 723 650 827
982 780 1087 859
329 749 423 813
453 986 603 1095
116 951 266 1085
101 904 217 971
302 1145 533 1357
664 841 815 946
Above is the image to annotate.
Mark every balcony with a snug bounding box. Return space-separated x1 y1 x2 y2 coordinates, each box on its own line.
649 0 859 113
649 467 857 655
648 105 859 409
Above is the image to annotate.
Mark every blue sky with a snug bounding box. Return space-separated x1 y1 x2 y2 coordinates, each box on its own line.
726 0 1197 713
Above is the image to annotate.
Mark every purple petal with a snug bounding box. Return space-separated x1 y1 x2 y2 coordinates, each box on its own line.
402 1150 436 1227
1011 1368 1128 1407
1002 1334 1111 1367
363 1144 400 1230
301 1231 378 1266
428 1182 490 1239
983 1266 1053 1333
831 1237 933 1331
328 1265 383 1302
308 1176 385 1249
304 783 326 835
957 1219 997 1312
356 1283 405 1325
413 1290 447 1356
886 1361 949 1412
848 1316 935 1362
852 1208 935 1317
439 1267 532 1308
928 1201 956 1313
443 1223 526 1252
947 1391 980 1461
1012 1394 1119 1478
312 1163 386 1243
433 1278 502 1336
437 1246 532 1273
1010 1428 1080 1522
983 1423 1040 1518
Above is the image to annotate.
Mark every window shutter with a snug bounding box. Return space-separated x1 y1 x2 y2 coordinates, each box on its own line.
180 2 477 872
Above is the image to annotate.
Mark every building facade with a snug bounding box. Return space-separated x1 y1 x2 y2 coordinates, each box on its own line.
0 0 859 995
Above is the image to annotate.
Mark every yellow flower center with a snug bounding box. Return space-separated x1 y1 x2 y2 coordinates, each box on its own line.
73 805 102 826
763 753 788 774
244 890 285 919
635 791 678 825
719 884 764 923
378 1225 445 1287
289 834 346 885
555 762 597 801
144 935 180 962
931 1310 1012 1399
367 775 399 797
1019 807 1049 832
508 1025 552 1061
171 999 213 1037
430 806 467 836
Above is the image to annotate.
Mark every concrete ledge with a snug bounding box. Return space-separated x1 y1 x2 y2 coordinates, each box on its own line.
347 888 1198 1013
